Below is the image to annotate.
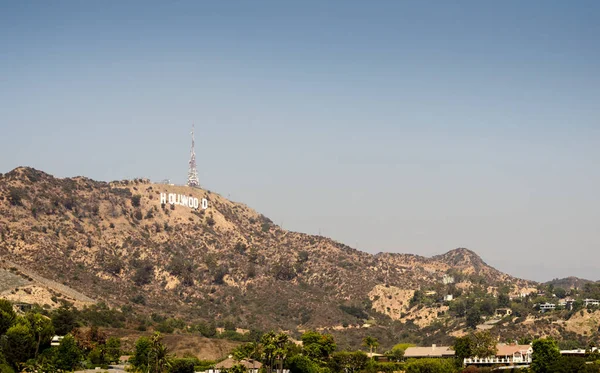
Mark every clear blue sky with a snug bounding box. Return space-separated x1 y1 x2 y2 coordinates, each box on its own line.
1 1 599 282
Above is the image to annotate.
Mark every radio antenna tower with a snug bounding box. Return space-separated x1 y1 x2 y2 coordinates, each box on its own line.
187 124 200 188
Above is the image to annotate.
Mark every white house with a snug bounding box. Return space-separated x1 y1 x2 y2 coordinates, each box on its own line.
584 299 600 307
539 303 556 312
50 335 64 346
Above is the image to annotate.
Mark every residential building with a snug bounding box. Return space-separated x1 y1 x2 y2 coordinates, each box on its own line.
539 303 556 312
404 345 455 359
561 347 597 357
119 356 131 365
584 299 600 307
495 308 512 317
558 297 575 310
464 344 532 366
210 357 263 373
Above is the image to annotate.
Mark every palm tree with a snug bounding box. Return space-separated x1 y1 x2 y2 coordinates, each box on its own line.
261 331 277 373
275 332 289 373
149 332 172 373
362 336 379 359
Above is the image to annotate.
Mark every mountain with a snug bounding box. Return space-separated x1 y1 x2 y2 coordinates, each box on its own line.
0 167 538 347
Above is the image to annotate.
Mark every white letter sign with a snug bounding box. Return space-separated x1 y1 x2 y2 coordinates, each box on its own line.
159 192 208 210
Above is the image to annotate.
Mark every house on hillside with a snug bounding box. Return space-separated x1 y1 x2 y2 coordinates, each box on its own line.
561 347 597 357
404 345 455 359
584 299 600 307
558 297 575 310
538 303 556 312
495 308 512 317
210 357 263 373
464 344 532 367
119 356 131 365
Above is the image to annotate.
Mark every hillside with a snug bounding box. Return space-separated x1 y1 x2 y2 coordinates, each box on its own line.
0 167 539 347
545 277 596 290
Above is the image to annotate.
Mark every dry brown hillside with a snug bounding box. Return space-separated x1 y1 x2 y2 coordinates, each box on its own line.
0 167 538 346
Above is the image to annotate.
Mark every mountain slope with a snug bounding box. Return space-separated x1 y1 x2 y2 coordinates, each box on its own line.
0 167 536 338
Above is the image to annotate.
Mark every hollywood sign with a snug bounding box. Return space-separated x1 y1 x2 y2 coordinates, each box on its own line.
160 193 208 210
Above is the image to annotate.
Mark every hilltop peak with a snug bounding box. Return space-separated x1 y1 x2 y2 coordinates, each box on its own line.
431 248 503 279
4 166 53 181
437 247 482 261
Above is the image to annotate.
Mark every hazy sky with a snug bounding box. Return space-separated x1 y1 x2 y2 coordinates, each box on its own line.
1 1 599 282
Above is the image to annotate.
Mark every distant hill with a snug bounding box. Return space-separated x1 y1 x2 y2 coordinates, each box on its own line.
0 167 540 347
544 276 596 290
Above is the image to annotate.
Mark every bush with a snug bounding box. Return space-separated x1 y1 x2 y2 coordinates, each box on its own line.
131 295 146 305
0 364 15 373
170 359 195 373
131 194 142 207
339 305 368 319
405 358 456 373
288 355 320 373
197 322 217 338
7 187 26 206
133 262 154 285
213 266 228 284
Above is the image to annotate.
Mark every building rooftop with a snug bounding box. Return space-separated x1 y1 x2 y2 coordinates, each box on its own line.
495 344 532 357
404 345 455 358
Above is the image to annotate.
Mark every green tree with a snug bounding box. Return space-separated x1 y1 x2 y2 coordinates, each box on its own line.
131 336 152 370
466 308 481 329
301 331 337 362
330 351 368 373
169 359 195 373
479 297 497 316
55 334 82 371
274 332 290 373
362 336 379 358
51 305 77 335
531 338 561 373
0 299 16 335
1 323 35 367
471 330 497 358
149 332 171 373
197 322 217 338
105 337 122 364
25 313 55 358
453 335 473 362
554 287 567 299
497 293 511 308
260 331 277 373
287 355 320 373
384 348 405 362
551 356 587 373
88 346 107 366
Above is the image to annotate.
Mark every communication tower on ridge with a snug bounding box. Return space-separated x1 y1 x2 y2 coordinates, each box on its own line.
187 125 200 188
